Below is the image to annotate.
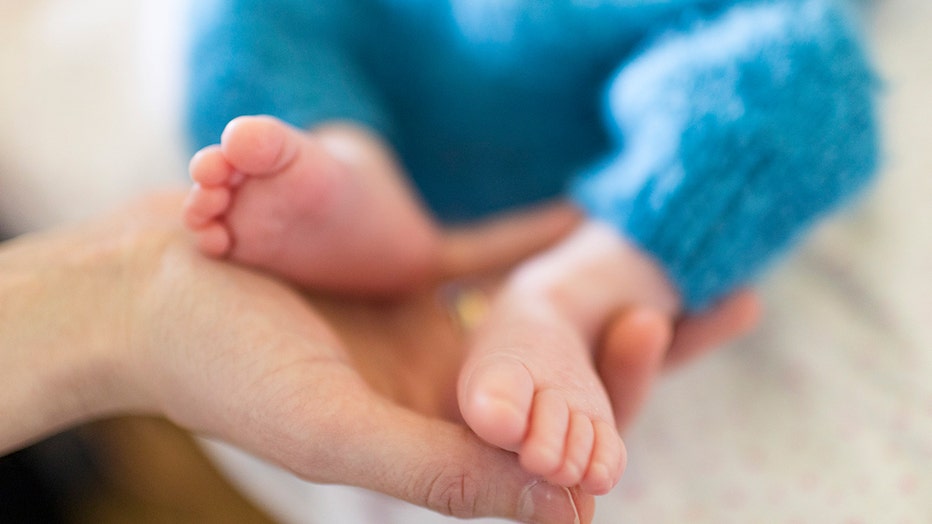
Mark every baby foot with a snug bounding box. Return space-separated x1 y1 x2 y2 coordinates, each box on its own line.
457 290 626 495
183 115 438 295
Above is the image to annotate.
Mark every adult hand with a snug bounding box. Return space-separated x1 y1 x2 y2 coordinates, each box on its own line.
0 192 591 523
0 192 757 523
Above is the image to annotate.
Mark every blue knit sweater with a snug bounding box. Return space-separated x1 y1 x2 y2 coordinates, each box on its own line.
187 0 879 310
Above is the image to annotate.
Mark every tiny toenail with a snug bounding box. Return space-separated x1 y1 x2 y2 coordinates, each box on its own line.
563 462 580 481
589 464 614 493
539 446 563 469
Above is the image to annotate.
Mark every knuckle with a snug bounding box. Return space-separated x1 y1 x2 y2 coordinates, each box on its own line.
423 468 480 518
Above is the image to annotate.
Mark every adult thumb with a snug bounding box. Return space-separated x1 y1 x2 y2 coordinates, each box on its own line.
324 394 594 523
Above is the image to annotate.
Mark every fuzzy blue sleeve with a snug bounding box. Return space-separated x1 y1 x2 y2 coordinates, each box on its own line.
571 0 879 311
186 0 393 150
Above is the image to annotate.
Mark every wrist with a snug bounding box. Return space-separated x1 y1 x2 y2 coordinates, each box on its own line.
0 195 181 453
0 233 118 452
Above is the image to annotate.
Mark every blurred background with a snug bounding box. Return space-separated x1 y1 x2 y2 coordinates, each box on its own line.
1 0 929 522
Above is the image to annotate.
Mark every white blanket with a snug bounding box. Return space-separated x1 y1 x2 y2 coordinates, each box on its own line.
2 1 929 522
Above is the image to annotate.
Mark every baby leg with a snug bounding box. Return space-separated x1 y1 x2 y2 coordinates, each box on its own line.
184 116 440 295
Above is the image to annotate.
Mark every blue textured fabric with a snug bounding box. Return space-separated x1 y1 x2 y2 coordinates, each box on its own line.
187 0 879 310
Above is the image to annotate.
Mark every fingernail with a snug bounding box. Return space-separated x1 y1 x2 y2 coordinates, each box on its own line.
518 480 580 524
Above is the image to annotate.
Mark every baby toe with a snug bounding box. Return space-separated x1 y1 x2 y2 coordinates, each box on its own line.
194 221 232 258
519 389 571 476
580 419 626 495
546 412 595 487
189 145 234 186
183 184 231 228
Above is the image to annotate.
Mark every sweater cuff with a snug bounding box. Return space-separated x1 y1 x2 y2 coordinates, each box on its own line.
571 0 879 311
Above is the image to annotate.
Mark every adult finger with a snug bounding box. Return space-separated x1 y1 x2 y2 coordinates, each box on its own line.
596 292 760 431
664 289 762 369
596 308 673 432
264 377 595 524
439 202 582 278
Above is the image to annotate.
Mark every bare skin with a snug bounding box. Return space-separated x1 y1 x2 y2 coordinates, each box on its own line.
458 222 680 493
1 193 590 523
184 116 441 296
184 115 759 494
1 191 757 522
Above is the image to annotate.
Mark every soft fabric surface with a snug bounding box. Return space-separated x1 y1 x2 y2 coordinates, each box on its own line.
1 0 929 522
188 0 878 310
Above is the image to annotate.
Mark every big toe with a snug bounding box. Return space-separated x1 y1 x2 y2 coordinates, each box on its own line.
459 355 535 452
220 115 296 175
